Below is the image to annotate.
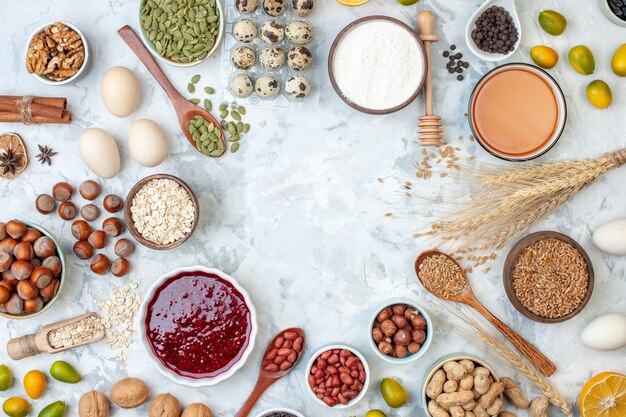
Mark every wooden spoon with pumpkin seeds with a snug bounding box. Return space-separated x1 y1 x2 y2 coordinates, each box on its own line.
118 25 226 157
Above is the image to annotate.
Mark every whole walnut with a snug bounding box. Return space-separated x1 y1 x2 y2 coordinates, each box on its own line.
110 377 149 409
181 403 212 417
149 393 180 417
79 390 109 417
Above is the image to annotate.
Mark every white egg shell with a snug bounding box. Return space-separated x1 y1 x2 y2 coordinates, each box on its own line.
128 119 168 167
100 66 140 117
79 127 121 179
581 313 626 351
593 218 626 255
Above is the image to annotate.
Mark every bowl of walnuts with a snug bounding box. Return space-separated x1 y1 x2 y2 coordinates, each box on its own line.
24 21 89 85
369 299 432 364
0 220 65 319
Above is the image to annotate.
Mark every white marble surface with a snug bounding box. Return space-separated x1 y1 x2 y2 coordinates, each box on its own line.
1 0 625 416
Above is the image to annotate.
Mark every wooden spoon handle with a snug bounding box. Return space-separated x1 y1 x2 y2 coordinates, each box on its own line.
117 26 182 103
417 11 438 117
234 376 276 417
472 301 556 376
7 334 42 360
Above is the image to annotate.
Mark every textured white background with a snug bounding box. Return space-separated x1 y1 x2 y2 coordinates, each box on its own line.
1 0 625 416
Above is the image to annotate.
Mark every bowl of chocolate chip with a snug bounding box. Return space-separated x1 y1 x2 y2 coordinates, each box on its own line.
24 21 89 85
369 299 432 364
254 409 306 417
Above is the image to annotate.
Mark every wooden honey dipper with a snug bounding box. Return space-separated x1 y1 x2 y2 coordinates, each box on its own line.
417 11 443 147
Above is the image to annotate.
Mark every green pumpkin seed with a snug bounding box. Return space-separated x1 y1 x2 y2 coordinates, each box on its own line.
191 74 201 83
220 110 228 119
204 99 212 112
219 103 228 111
204 86 215 94
187 83 195 93
237 106 246 115
236 121 243 133
231 111 241 121
190 98 200 105
243 123 251 133
230 142 240 153
229 134 241 142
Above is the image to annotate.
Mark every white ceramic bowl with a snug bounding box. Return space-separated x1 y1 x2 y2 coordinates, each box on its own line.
254 408 306 417
138 265 257 387
421 353 501 417
465 0 522 62
24 21 90 85
369 298 433 364
600 0 626 27
304 344 370 409
137 0 225 67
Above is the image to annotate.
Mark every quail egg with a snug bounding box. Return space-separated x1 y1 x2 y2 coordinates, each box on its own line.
292 0 315 17
236 0 258 13
255 76 281 98
286 20 314 45
259 47 286 71
230 74 255 98
287 46 312 71
231 46 256 70
285 75 311 100
263 0 287 16
260 20 285 45
233 19 257 43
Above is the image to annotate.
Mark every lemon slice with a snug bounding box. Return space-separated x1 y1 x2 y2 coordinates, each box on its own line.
580 372 626 417
336 0 369 6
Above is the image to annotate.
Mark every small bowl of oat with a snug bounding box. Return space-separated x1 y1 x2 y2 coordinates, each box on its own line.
25 21 89 85
124 174 199 250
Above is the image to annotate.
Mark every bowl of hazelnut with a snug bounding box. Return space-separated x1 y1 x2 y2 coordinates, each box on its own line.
0 220 65 319
369 299 432 364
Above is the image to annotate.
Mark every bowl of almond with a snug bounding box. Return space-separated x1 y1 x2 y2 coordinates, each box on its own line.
24 21 89 85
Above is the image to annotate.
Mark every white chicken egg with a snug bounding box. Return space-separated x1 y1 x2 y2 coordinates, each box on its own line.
581 313 626 351
100 66 140 118
128 119 169 167
79 127 121 179
593 218 626 255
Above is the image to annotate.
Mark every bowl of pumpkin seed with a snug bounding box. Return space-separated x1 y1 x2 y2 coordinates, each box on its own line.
139 0 224 67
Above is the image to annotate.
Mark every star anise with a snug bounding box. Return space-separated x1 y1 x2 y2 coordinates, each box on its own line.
36 144 57 166
0 149 22 175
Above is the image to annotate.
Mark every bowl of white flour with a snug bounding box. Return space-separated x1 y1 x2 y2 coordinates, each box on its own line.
329 16 427 114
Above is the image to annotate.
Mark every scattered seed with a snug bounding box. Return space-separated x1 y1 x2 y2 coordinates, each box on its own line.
231 111 241 121
219 103 228 111
237 106 246 115
204 99 212 112
191 74 201 84
187 83 195 93
231 142 240 153
204 86 215 94
190 98 200 105
220 110 229 119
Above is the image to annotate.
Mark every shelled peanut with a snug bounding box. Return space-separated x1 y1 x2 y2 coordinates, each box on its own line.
263 330 304 372
426 360 504 417
372 303 428 358
307 348 366 407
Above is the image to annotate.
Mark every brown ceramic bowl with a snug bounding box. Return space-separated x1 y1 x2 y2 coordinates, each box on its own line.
124 174 199 250
328 15 427 115
503 231 594 323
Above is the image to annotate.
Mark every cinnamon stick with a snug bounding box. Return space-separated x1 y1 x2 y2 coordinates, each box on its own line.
0 96 66 120
0 110 71 124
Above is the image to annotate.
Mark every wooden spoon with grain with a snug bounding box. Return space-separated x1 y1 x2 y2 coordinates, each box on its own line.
415 250 556 376
117 25 226 158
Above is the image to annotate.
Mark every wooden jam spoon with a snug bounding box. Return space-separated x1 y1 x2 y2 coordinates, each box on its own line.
117 25 226 158
415 250 556 377
234 328 306 417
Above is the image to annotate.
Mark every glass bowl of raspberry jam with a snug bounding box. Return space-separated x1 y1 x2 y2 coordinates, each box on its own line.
138 265 257 387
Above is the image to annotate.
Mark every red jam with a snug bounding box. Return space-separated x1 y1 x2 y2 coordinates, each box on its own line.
145 271 252 379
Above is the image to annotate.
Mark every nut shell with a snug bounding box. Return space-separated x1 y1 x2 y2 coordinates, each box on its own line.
6 220 27 239
11 260 33 280
181 403 212 417
33 236 56 258
149 393 180 417
72 220 92 241
13 242 34 261
36 194 56 214
81 204 100 221
111 258 130 277
110 378 149 409
58 201 78 220
102 218 124 237
17 280 38 300
73 241 94 260
21 227 43 243
88 230 106 249
103 195 123 213
114 239 135 257
52 182 74 202
90 254 110 275
79 180 101 200
79 390 109 417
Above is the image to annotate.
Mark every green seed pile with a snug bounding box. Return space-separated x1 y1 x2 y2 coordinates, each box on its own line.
140 0 220 64
188 115 224 157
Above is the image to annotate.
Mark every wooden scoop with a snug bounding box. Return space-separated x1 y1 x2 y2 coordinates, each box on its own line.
415 250 556 376
235 328 306 417
416 11 443 147
117 25 226 158
6 312 105 360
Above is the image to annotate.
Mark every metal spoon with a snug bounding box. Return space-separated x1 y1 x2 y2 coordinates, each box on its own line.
415 250 556 376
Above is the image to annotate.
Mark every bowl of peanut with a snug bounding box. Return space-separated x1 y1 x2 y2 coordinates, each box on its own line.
369 299 432 364
422 354 504 417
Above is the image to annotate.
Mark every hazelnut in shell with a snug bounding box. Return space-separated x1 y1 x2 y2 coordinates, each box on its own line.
181 403 213 417
21 227 43 243
0 251 13 272
149 393 180 417
0 237 18 256
52 182 74 202
114 239 135 257
11 260 33 280
2 270 18 284
111 258 130 277
103 195 123 213
73 241 94 260
88 230 106 249
102 218 124 237
0 222 5 240
81 204 100 221
36 194 56 214
90 254 110 275
58 201 78 220
78 390 109 417
0 285 9 304
42 256 62 277
6 220 26 239
40 278 59 302
79 180 101 200
110 377 149 409
30 267 52 289
14 242 34 261
34 236 56 258
72 220 93 241
17 280 38 300
5 293 23 315
24 297 43 314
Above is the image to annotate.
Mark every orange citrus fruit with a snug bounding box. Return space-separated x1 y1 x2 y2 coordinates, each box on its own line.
580 372 626 417
23 370 46 399
336 0 369 5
